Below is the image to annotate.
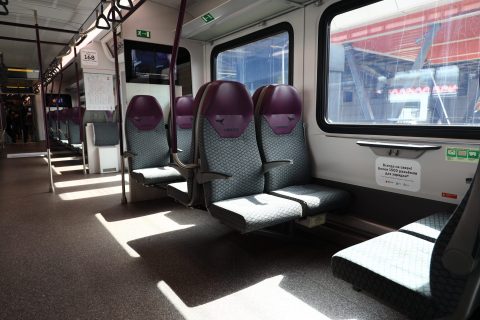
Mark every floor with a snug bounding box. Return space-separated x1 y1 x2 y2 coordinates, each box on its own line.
0 147 407 320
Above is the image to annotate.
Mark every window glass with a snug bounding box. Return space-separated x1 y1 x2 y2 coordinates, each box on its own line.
326 0 480 127
215 31 290 95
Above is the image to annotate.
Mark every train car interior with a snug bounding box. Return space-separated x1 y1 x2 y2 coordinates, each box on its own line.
0 0 479 319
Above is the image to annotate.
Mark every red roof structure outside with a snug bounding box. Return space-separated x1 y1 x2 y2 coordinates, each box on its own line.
331 0 480 64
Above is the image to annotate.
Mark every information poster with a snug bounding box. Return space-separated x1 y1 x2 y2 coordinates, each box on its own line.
375 157 421 192
84 73 115 111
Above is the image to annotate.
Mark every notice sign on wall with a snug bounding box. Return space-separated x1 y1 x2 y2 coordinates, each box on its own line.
375 157 421 192
81 49 98 66
84 73 115 111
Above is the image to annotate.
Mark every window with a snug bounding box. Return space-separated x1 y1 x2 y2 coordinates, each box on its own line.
212 22 293 95
318 0 480 139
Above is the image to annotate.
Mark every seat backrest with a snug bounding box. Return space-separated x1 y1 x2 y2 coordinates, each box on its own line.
93 122 119 146
68 107 85 144
173 95 195 163
197 80 264 204
125 95 170 170
430 171 479 317
59 108 69 140
254 84 310 191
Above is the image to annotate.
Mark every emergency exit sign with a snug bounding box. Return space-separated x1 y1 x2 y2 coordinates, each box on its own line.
136 29 151 38
202 13 215 23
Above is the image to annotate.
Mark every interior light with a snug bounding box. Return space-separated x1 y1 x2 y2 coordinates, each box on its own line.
96 4 110 30
116 0 133 10
107 2 122 22
74 34 87 46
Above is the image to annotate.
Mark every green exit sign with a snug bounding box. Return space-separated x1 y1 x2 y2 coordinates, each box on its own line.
201 13 215 23
136 29 151 38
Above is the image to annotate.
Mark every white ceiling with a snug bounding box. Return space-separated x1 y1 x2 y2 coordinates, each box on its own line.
0 0 99 70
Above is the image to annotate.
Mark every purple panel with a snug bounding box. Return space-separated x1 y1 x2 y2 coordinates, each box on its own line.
258 85 301 135
175 96 194 129
126 95 164 131
200 81 253 138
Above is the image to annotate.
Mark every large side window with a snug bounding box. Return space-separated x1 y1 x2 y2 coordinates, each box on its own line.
212 22 293 95
318 0 480 139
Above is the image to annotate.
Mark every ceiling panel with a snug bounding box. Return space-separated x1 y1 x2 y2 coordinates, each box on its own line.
0 0 99 72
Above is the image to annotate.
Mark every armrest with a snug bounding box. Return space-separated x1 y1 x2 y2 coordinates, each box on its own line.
262 160 293 173
196 171 231 184
122 151 137 158
177 148 184 153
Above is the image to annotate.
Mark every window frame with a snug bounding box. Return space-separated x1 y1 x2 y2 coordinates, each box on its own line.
317 0 480 140
211 22 294 87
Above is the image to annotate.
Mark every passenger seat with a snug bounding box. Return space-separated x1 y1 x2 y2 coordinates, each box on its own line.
124 95 183 186
253 84 350 216
197 81 303 233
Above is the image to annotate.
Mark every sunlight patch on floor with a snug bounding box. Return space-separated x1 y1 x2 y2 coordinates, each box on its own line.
58 185 129 200
55 174 128 188
95 212 195 258
42 156 83 163
158 276 348 320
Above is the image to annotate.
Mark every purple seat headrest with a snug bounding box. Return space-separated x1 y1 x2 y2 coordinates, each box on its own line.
257 85 302 135
175 96 195 129
200 81 253 138
126 95 164 131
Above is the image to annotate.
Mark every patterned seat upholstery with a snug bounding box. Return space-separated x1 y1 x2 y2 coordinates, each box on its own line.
253 84 350 216
166 96 195 205
197 81 302 233
332 185 476 319
68 107 85 146
92 122 119 146
399 212 451 242
58 108 69 142
125 95 182 186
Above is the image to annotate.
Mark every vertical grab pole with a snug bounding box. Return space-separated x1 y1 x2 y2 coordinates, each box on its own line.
169 0 187 156
74 47 86 175
112 23 127 204
57 63 64 141
34 10 54 193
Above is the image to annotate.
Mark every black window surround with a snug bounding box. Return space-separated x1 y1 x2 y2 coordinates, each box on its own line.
316 0 480 140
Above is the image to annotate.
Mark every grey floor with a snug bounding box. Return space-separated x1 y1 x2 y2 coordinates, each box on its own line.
0 148 407 320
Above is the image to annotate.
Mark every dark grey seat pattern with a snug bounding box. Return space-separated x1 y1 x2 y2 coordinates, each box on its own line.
332 185 475 319
93 122 119 146
253 84 350 216
125 95 182 186
197 81 302 233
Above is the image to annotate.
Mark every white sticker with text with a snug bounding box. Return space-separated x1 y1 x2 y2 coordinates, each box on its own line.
375 157 421 192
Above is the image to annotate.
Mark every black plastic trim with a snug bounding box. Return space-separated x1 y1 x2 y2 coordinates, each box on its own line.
316 0 480 140
211 22 294 85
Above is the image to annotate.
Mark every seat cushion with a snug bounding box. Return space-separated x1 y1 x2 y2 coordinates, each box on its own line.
271 184 350 216
209 193 303 233
167 181 190 205
131 166 183 186
332 232 436 319
399 212 451 242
